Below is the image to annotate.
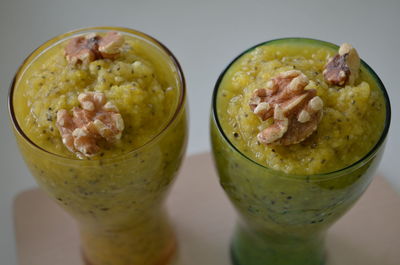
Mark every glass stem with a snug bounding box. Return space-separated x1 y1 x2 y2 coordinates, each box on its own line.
231 224 326 265
79 209 176 265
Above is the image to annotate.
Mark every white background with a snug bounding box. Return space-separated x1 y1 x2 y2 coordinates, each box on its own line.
0 0 399 264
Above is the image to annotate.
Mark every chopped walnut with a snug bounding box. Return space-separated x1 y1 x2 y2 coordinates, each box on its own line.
323 43 360 86
56 92 124 158
98 31 125 58
65 31 125 65
64 36 96 65
249 70 323 146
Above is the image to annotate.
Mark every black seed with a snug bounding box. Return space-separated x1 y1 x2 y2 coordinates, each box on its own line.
233 132 239 138
271 200 275 205
101 208 109 211
287 196 292 200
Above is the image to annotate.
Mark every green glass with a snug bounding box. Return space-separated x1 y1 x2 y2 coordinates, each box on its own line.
210 38 391 265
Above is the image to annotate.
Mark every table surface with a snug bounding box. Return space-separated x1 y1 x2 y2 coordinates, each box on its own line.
14 153 400 265
1 1 400 264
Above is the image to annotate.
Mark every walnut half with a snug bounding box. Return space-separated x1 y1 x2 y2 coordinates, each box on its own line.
249 70 323 146
56 92 124 158
323 43 360 86
65 31 125 65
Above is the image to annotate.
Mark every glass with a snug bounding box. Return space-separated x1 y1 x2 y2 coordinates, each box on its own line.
9 27 187 265
210 38 391 265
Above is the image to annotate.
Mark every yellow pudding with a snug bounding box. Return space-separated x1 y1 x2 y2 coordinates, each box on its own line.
217 40 386 174
13 31 180 158
10 28 187 265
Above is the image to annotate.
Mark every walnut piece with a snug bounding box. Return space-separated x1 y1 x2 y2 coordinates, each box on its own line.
249 70 323 146
323 43 360 86
56 92 124 158
98 31 125 58
65 31 125 65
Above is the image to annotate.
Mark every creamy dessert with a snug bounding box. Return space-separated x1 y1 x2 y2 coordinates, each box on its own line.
14 31 180 159
211 38 389 265
216 40 385 174
10 29 187 265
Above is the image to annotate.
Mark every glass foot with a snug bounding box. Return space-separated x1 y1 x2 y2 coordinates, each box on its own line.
230 226 326 265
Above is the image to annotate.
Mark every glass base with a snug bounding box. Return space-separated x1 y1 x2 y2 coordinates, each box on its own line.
82 239 177 265
231 247 326 265
230 226 326 265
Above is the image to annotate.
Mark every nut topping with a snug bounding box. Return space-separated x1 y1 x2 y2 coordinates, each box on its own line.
56 92 125 158
249 70 323 146
98 31 125 58
323 43 360 86
65 31 125 65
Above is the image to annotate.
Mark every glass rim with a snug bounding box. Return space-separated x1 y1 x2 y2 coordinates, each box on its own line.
211 37 391 179
8 26 186 161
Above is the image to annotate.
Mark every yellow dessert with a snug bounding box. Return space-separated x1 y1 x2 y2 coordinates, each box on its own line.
10 28 187 265
14 31 180 159
211 38 390 265
217 40 386 174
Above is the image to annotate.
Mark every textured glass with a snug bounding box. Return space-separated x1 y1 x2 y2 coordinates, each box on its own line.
210 38 390 265
9 27 187 265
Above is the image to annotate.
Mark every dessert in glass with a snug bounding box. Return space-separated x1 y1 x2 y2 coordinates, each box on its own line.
211 38 390 265
9 27 187 265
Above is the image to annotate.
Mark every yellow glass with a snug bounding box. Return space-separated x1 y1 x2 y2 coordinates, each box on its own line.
9 27 187 265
